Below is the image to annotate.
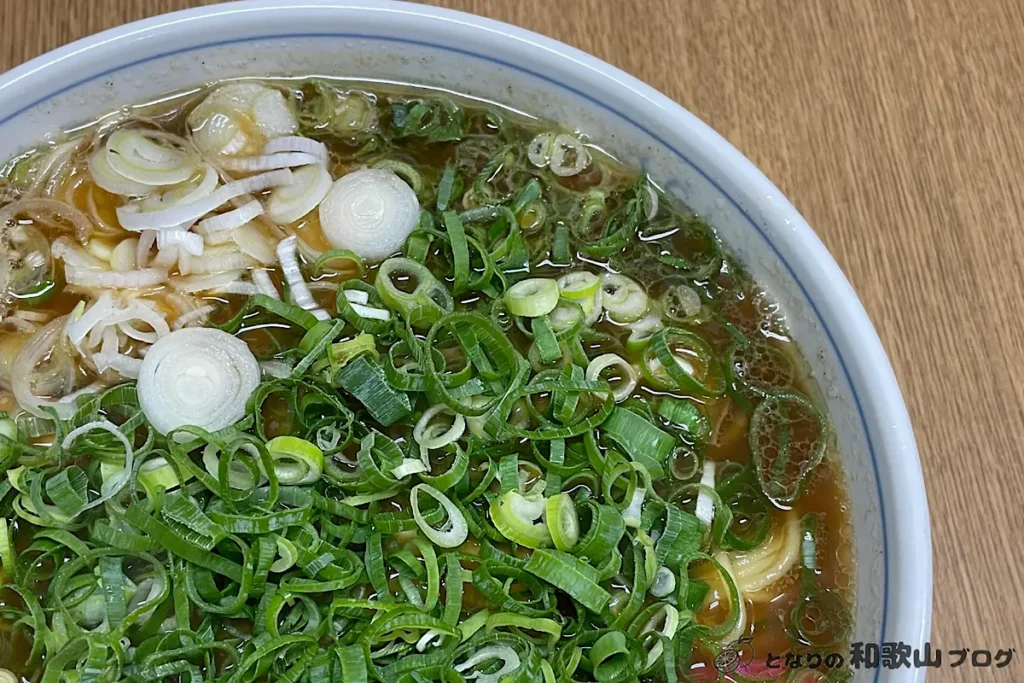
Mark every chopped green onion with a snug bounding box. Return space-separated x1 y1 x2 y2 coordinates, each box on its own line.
328 333 378 369
586 353 638 403
601 407 675 480
442 210 471 294
334 355 412 426
524 549 611 613
413 405 466 452
657 397 709 442
545 493 579 552
265 436 323 485
411 483 469 548
644 328 726 396
436 163 457 211
505 278 559 317
376 257 454 329
557 271 600 301
489 490 551 549
0 518 14 575
600 273 649 323
311 248 364 277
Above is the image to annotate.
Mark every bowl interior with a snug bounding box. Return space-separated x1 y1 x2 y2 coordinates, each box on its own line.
0 3 929 680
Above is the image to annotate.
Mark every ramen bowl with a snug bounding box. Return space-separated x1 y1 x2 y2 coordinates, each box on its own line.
0 2 931 680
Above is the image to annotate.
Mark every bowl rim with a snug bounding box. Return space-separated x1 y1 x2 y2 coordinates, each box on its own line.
0 1 932 678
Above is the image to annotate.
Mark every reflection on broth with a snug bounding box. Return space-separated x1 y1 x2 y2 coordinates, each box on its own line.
0 78 853 682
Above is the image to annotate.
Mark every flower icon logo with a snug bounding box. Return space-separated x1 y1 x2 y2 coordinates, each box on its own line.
714 636 756 675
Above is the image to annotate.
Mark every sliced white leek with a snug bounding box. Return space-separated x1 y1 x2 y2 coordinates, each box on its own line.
156 228 204 256
187 245 252 275
263 136 328 160
88 147 151 197
695 459 716 527
188 83 298 158
266 164 332 224
221 152 321 173
140 164 219 212
231 224 277 265
277 236 329 321
168 270 245 293
64 266 168 289
116 168 293 231
109 238 139 271
105 130 199 187
198 200 264 234
251 268 280 299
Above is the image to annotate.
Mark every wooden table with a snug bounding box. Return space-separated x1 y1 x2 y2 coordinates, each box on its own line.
2 1 1021 680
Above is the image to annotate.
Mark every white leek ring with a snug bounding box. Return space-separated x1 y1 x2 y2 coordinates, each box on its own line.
548 134 590 177
137 327 260 436
318 168 419 262
528 133 555 167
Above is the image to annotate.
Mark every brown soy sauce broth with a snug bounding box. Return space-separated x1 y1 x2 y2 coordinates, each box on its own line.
0 77 853 680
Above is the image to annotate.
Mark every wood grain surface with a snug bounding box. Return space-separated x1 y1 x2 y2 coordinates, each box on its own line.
2 0 1021 680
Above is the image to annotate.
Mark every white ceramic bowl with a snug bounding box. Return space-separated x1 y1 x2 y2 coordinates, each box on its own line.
0 2 931 680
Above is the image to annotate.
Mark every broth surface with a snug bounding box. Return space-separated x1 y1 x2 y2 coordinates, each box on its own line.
0 78 853 682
